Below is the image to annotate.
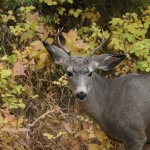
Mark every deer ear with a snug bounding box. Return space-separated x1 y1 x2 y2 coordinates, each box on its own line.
42 41 70 65
89 54 126 71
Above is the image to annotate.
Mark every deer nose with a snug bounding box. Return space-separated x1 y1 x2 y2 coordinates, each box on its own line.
76 91 87 100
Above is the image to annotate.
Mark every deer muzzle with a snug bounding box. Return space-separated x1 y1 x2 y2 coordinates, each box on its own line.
76 91 87 100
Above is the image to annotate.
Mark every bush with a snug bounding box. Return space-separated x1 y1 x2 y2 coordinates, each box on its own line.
0 0 149 149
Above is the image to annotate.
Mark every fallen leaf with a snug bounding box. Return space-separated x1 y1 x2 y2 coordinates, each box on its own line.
4 115 15 124
63 121 73 134
34 59 45 70
82 121 88 130
79 130 89 141
17 128 30 132
17 116 24 127
40 52 47 62
31 40 45 50
88 144 101 150
94 128 107 143
0 113 4 127
2 126 17 133
4 135 19 144
13 61 26 76
10 117 17 127
69 139 81 150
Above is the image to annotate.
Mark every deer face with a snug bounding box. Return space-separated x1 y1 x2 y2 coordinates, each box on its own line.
43 28 126 100
64 57 93 100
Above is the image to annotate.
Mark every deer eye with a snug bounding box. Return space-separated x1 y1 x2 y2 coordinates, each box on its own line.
88 72 92 77
67 71 73 77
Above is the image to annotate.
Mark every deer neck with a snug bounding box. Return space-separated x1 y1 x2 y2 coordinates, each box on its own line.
78 72 109 123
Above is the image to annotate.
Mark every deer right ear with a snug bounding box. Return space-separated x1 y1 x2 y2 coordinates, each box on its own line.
89 54 126 71
42 41 70 65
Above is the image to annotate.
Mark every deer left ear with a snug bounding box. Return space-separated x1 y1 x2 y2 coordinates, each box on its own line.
89 54 126 71
42 41 70 65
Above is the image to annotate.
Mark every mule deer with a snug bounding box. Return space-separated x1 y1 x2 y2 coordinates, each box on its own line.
42 28 150 150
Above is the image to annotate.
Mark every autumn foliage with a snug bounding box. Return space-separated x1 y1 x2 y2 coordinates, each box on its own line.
0 0 150 149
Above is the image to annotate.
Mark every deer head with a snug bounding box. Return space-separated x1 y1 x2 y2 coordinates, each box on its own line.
43 28 126 100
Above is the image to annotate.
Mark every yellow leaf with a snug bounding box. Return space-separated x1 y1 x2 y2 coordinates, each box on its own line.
10 117 17 127
79 130 89 141
1 69 12 78
0 112 4 128
88 144 101 150
70 49 82 56
46 38 54 44
73 40 89 49
27 50 38 58
39 52 47 62
17 116 24 127
2 126 17 133
4 115 15 124
40 31 49 40
20 33 28 44
62 32 72 44
62 29 78 43
4 135 19 143
94 128 105 142
1 54 8 60
43 133 54 140
31 40 45 50
8 10 13 15
74 11 79 18
67 0 73 4
34 59 45 70
68 29 78 41
17 127 30 132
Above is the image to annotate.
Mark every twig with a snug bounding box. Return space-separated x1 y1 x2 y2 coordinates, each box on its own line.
28 107 60 127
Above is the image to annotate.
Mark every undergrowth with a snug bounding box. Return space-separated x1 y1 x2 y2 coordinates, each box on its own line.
0 0 150 149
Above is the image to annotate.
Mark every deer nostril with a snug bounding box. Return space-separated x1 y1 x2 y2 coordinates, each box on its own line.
76 91 87 100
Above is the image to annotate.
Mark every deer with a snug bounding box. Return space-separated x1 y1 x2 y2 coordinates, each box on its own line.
42 28 150 150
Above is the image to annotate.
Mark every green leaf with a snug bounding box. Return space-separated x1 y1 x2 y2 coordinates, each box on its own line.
110 18 122 26
1 55 8 61
1 69 12 78
8 54 17 65
144 23 149 29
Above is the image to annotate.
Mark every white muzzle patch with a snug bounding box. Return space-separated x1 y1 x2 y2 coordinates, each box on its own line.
76 86 87 94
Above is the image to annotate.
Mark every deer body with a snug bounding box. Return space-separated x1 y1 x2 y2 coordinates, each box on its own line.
79 73 150 144
43 28 150 150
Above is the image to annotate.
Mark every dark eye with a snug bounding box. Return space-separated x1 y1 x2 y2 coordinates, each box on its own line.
67 71 73 77
88 72 92 77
